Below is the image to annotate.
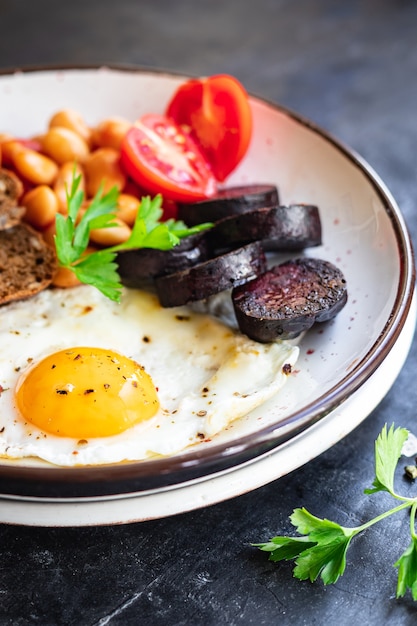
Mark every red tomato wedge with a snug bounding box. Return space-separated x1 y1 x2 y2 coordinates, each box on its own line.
120 114 217 203
166 74 253 182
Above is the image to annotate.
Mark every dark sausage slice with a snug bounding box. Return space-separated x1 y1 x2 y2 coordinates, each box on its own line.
155 242 267 308
206 204 322 253
177 184 279 226
232 258 347 342
117 233 209 286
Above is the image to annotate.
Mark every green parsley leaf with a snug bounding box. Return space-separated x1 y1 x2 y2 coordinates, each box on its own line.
67 173 85 221
364 423 409 496
395 534 417 600
292 527 352 584
254 509 356 585
290 507 345 536
394 537 417 600
55 212 77 266
71 250 122 302
253 536 317 561
72 185 119 253
54 175 212 303
253 423 417 599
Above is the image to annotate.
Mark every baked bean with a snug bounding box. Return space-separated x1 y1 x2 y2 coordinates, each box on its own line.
89 217 131 246
52 266 83 288
2 111 147 260
42 126 90 165
22 185 59 230
116 193 140 226
49 109 92 145
91 117 132 150
1 139 25 166
12 147 58 185
84 148 126 197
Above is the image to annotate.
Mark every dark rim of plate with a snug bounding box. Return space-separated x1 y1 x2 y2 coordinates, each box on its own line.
0 64 415 499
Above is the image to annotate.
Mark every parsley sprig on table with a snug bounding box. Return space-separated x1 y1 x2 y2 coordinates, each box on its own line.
254 424 417 599
54 174 211 302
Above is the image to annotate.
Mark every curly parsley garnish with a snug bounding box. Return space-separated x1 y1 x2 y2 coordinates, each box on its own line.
54 174 211 302
254 424 417 599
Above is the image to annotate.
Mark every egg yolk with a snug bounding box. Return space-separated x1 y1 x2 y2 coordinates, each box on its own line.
15 347 160 438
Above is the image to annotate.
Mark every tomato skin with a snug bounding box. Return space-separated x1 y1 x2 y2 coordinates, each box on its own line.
166 74 253 182
120 114 217 203
161 198 178 220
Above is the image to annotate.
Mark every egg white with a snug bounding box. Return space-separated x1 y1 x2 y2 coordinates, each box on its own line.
0 285 299 466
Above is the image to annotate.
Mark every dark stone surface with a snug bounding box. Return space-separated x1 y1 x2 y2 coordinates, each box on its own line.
1 0 417 623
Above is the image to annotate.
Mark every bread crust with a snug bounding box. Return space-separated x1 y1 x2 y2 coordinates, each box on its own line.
0 168 25 230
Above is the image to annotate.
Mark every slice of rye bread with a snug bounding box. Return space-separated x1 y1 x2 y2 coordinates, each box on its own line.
0 168 25 230
0 222 57 305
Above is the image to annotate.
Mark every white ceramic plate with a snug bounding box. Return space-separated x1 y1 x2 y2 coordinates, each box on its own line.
0 66 414 525
1 292 414 527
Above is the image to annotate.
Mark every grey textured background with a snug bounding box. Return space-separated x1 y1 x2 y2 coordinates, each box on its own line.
1 1 417 624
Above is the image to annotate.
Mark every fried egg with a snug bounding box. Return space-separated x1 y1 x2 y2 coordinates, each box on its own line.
0 285 299 466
